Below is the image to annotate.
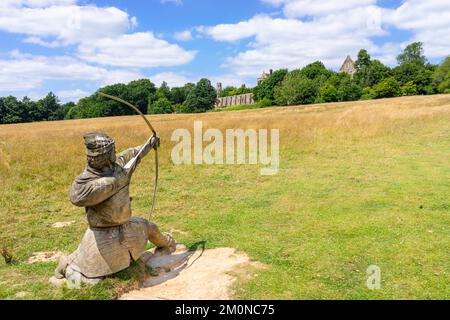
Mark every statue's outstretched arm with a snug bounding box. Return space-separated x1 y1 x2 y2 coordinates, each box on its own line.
119 135 160 177
69 176 125 207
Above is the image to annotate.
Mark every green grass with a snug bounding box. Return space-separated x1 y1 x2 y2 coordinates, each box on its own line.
0 95 449 299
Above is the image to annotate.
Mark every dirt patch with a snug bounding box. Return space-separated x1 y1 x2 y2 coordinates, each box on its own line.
15 291 30 298
120 247 261 300
169 228 188 236
50 221 75 228
27 251 63 264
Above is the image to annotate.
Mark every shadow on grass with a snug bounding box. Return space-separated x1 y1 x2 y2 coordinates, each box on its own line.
185 240 206 270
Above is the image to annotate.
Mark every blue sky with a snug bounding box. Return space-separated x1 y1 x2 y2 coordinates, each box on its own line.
0 0 449 102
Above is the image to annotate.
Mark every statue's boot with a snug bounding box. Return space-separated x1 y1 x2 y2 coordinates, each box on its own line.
52 255 102 286
54 254 69 279
154 233 177 256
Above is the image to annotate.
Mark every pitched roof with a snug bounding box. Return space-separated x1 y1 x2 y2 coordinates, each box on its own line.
340 55 355 71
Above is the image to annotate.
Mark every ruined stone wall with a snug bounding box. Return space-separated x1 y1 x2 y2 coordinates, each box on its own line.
215 93 255 108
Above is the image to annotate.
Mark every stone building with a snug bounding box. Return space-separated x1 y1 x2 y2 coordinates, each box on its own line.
340 55 356 78
215 93 255 108
257 69 273 84
214 68 275 108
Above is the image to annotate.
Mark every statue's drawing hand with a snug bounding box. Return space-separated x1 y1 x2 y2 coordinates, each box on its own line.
155 136 161 149
143 135 160 154
150 135 160 149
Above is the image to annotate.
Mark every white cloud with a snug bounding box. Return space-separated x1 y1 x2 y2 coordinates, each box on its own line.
56 89 90 102
0 1 195 69
174 30 193 41
23 36 62 48
262 0 377 18
0 0 77 9
0 0 197 95
149 72 198 87
0 3 133 45
160 0 183 5
385 0 450 59
203 8 389 77
201 0 450 81
77 32 196 68
0 51 143 92
209 74 251 88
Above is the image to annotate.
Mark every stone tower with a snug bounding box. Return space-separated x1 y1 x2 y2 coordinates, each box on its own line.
340 56 356 78
257 69 273 85
216 82 223 97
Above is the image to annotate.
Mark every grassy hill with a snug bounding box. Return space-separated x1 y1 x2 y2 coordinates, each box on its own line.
0 95 449 299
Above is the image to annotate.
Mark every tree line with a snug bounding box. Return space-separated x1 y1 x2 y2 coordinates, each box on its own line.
66 78 217 119
0 93 74 124
254 42 450 107
0 78 218 124
1 42 449 125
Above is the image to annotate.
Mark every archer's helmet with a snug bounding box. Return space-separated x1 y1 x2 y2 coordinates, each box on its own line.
83 132 115 157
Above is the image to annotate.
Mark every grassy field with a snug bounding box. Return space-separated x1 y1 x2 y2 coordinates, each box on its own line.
0 95 449 300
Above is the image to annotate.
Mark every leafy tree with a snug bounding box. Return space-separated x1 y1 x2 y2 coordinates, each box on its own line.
397 42 427 66
393 62 433 94
401 81 418 96
317 83 338 103
0 98 4 124
52 102 75 120
183 82 196 96
75 80 157 118
234 85 253 96
275 62 335 106
149 81 170 108
173 103 187 114
257 98 273 108
0 96 27 124
414 68 434 94
169 82 196 105
318 73 362 102
20 97 35 122
148 97 173 114
27 92 59 121
299 61 333 81
254 69 288 104
71 79 157 118
393 61 422 85
372 77 401 98
220 86 237 97
438 77 450 93
75 98 110 118
128 79 156 114
97 83 132 116
355 49 371 70
40 92 61 121
337 77 362 102
65 104 82 120
433 56 450 93
355 56 391 88
361 87 375 100
183 78 217 113
275 73 317 106
157 81 171 100
170 87 186 105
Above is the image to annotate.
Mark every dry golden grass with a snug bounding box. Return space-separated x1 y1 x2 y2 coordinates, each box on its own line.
0 94 449 299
